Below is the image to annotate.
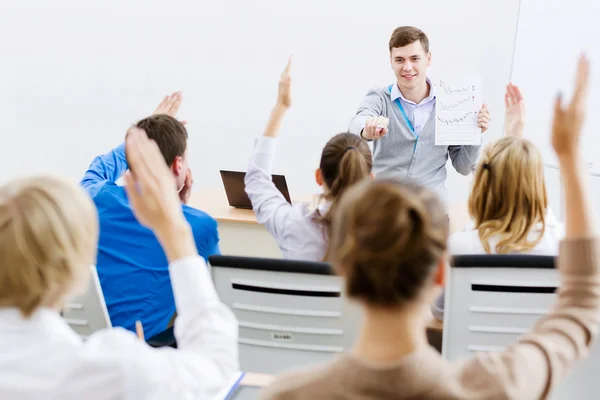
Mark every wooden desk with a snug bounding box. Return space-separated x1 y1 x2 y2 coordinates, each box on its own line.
189 188 469 258
189 188 290 258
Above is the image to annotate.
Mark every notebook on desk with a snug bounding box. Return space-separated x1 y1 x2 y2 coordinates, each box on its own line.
220 170 292 209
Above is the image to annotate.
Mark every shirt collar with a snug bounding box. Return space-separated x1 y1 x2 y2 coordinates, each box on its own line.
391 77 436 105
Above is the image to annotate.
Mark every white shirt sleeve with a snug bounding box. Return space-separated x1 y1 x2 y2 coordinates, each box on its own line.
85 256 239 399
244 136 294 241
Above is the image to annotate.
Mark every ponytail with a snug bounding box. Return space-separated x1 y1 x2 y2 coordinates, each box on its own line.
314 133 372 260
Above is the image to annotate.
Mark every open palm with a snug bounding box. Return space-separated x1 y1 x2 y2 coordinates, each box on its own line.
504 83 525 137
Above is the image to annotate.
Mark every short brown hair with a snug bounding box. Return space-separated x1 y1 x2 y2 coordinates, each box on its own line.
135 114 188 167
328 179 447 307
389 26 429 53
314 133 372 259
0 176 98 317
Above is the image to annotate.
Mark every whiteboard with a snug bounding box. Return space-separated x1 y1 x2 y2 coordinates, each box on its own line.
512 0 600 174
0 0 519 204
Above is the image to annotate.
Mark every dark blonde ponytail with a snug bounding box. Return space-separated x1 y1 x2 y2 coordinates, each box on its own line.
314 133 372 260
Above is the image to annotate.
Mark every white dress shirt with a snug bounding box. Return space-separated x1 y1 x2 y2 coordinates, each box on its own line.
245 137 328 261
431 208 564 320
0 256 238 400
448 207 564 255
390 78 437 136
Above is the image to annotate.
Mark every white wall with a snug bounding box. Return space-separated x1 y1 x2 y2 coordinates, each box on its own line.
512 0 600 222
0 0 520 205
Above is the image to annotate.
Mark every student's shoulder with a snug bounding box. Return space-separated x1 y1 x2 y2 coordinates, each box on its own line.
364 85 392 98
259 363 337 400
183 205 219 231
448 229 482 255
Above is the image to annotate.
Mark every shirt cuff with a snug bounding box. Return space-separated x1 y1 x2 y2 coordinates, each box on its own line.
255 136 277 153
169 256 219 311
252 137 277 172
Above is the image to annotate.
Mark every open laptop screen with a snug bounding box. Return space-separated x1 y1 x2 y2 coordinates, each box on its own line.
220 170 292 209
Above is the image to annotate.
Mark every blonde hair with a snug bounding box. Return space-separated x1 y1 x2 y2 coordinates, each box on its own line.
328 179 448 307
469 137 547 254
315 133 373 260
0 176 98 317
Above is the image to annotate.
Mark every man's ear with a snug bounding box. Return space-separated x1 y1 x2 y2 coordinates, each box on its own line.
434 257 445 286
315 168 324 186
171 156 183 177
427 51 432 67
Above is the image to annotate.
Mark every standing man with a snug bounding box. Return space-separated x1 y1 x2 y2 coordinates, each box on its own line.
349 26 491 202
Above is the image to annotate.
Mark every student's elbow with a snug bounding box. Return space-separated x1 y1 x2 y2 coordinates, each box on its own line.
451 157 476 176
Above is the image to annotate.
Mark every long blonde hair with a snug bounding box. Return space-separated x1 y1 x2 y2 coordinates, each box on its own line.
0 176 98 317
469 137 547 254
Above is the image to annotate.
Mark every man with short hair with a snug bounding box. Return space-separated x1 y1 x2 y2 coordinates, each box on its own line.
81 92 220 339
349 26 491 203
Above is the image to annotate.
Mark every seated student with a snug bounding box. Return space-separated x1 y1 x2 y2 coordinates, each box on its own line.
0 128 238 398
431 84 565 320
260 55 599 400
81 92 220 339
245 59 372 261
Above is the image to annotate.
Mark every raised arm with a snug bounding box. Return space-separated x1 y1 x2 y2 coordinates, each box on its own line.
80 92 184 195
80 143 128 194
458 54 599 399
244 57 296 240
119 127 238 398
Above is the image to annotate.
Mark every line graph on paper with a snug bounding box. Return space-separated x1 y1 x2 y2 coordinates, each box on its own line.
435 77 482 145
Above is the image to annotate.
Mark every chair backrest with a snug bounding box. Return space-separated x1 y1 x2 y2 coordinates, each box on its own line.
209 255 362 374
62 265 111 338
443 254 600 400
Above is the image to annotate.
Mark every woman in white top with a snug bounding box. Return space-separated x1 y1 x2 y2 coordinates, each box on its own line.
0 128 238 399
245 58 373 261
432 84 564 320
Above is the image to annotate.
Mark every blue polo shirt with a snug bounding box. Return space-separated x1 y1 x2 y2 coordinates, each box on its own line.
81 143 220 339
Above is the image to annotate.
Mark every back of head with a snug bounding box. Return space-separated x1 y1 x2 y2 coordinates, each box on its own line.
134 114 188 167
0 176 98 317
389 26 429 52
316 133 372 257
328 179 448 307
469 136 548 254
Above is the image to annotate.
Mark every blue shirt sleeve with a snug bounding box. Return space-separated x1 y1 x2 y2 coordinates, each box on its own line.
191 214 221 262
81 143 128 197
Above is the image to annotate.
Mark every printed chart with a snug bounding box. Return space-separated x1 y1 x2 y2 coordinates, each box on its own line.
434 77 482 146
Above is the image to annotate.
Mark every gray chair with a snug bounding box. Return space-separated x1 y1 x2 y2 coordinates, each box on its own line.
62 265 111 338
209 255 362 374
442 254 600 400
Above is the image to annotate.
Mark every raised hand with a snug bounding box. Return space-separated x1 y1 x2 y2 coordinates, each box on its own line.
552 54 590 160
504 83 525 137
277 57 292 108
153 91 186 124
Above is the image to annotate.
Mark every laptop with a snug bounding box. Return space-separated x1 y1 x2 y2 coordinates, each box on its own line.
220 170 292 209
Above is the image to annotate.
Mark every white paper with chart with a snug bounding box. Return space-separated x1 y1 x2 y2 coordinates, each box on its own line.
434 77 482 146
